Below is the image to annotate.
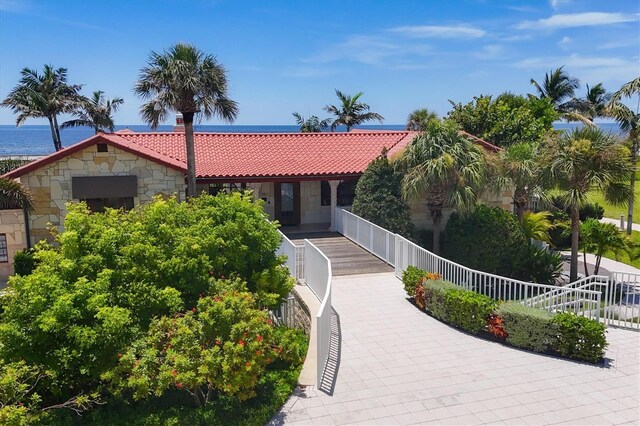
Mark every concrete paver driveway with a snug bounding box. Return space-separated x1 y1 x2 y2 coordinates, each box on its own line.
274 272 640 425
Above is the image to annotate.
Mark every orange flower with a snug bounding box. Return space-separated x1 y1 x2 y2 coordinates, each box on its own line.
238 340 245 346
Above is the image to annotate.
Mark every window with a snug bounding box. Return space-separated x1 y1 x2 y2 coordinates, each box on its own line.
97 143 108 152
0 234 7 263
320 180 358 206
84 197 134 213
208 182 247 195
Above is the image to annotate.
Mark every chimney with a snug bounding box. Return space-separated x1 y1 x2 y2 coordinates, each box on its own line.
173 113 185 132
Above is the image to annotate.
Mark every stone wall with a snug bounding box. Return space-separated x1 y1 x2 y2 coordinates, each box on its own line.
0 209 26 283
18 144 186 246
300 181 330 224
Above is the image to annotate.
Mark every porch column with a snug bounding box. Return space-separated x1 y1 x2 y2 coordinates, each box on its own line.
247 182 262 201
329 180 340 231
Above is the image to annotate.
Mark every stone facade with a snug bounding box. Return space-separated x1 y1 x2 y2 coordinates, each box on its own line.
18 144 186 246
0 209 26 283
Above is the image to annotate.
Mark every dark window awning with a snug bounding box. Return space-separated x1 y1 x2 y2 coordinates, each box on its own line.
72 176 138 199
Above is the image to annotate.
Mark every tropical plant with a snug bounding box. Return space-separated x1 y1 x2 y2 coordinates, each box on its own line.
0 159 31 175
543 127 632 281
291 112 330 132
521 211 552 243
1 65 83 151
405 108 439 131
608 76 640 234
134 43 238 197
351 151 414 237
323 90 383 131
583 83 611 121
491 142 545 220
530 66 591 124
398 120 486 254
0 177 34 211
61 90 124 133
580 219 633 276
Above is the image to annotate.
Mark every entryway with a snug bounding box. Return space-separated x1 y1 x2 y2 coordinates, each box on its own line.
274 182 300 226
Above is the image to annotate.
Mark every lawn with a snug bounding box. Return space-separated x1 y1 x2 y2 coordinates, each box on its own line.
586 185 640 222
599 230 640 270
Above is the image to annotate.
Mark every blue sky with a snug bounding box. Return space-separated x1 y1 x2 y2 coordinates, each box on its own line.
0 0 638 126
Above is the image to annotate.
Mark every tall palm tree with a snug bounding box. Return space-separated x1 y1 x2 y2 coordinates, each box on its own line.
530 66 591 125
406 108 439 131
491 142 545 221
1 65 82 151
134 43 238 198
323 90 383 131
608 77 640 234
583 83 611 121
543 127 631 281
398 120 486 254
0 177 34 211
292 112 330 132
61 90 124 134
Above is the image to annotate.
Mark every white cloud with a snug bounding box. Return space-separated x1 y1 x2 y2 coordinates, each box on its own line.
517 12 638 30
388 25 486 39
550 0 571 10
558 36 572 49
515 54 630 68
597 39 640 50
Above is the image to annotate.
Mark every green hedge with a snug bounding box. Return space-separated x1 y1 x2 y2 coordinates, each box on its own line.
496 302 556 353
552 313 608 363
423 280 496 334
402 266 426 297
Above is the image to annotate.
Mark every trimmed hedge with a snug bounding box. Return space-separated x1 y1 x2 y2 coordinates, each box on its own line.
407 267 608 363
497 302 556 353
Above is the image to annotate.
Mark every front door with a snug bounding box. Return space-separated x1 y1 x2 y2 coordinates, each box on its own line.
274 182 300 226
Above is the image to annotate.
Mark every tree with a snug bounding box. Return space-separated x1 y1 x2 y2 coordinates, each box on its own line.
398 120 486 254
61 90 124 133
530 66 591 125
292 112 330 132
0 177 34 211
134 43 238 197
351 151 414 236
543 127 631 281
323 90 383 131
608 76 640 234
580 219 632 276
1 65 82 151
406 108 439 131
583 83 611 121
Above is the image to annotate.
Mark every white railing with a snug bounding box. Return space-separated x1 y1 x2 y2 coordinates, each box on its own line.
336 209 396 266
337 208 606 322
276 230 304 279
605 272 640 329
304 240 332 386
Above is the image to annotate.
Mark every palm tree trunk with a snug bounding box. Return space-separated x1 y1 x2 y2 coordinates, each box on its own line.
594 253 602 275
432 211 442 255
52 115 62 151
627 139 636 235
515 202 525 221
570 206 580 282
583 250 589 277
47 116 60 152
182 111 197 198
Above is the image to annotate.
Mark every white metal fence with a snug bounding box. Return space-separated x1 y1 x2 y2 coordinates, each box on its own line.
335 208 640 329
304 240 333 386
276 230 304 280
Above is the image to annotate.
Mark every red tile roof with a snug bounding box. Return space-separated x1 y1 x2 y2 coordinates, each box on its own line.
3 130 499 180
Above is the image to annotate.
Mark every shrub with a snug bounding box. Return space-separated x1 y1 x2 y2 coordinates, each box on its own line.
548 210 571 249
551 196 605 221
351 153 414 237
443 205 528 278
516 245 563 285
497 302 557 353
552 313 607 363
12 249 37 276
402 266 427 297
414 284 426 310
423 280 496 334
487 314 508 339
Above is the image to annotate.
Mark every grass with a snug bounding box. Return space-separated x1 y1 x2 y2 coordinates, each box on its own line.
598 230 640 270
586 185 640 221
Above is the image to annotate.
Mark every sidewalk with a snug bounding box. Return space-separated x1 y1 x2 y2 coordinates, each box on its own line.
600 217 640 232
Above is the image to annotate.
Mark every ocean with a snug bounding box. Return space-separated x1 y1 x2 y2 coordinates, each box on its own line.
0 122 623 156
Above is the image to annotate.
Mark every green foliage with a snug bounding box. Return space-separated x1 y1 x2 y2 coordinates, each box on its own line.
447 94 557 147
443 205 528 277
517 245 563 285
402 266 427 297
551 196 605 221
580 219 633 275
496 302 557 352
12 249 37 276
548 210 572 249
0 159 31 175
552 313 608 363
105 288 274 404
352 154 414 237
423 280 496 334
521 211 552 243
0 361 44 426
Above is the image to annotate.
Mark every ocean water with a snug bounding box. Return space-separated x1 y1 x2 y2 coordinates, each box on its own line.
0 122 623 156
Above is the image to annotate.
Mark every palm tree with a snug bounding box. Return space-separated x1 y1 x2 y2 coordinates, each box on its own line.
580 219 632 276
521 211 552 243
1 65 82 151
398 120 486 254
61 90 124 134
292 112 330 133
323 90 383 131
0 177 34 211
583 83 611 121
491 142 545 221
406 108 439 131
530 66 591 125
608 77 640 234
543 127 631 281
134 43 238 198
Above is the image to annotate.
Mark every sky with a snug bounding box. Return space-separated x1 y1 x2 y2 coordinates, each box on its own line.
0 0 638 126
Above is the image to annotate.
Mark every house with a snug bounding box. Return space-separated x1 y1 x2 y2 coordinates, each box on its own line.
0 125 509 281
